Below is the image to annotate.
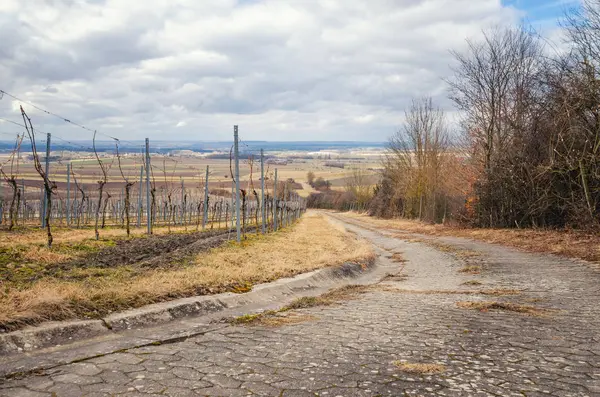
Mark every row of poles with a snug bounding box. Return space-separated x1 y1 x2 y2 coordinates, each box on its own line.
0 183 303 233
0 126 306 242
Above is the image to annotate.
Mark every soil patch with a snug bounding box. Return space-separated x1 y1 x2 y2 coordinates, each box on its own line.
48 229 232 276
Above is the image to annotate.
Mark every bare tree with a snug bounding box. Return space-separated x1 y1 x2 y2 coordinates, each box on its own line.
306 171 315 186
446 26 545 227
447 26 544 172
380 98 449 221
344 167 373 211
566 0 600 68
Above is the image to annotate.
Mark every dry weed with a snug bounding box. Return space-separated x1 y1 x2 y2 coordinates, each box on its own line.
390 253 406 263
285 285 374 310
462 280 483 286
479 289 521 296
378 287 519 296
259 313 317 327
453 250 481 259
456 301 550 316
230 284 373 327
393 361 446 374
381 273 408 282
231 311 317 327
459 265 482 274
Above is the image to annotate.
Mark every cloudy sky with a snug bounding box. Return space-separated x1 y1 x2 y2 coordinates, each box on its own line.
0 0 579 143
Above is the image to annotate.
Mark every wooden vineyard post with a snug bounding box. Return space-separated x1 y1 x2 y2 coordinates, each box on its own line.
145 138 152 235
234 126 241 242
202 166 209 230
273 169 278 231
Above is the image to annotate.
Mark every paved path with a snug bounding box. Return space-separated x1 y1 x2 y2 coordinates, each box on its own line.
2 213 600 396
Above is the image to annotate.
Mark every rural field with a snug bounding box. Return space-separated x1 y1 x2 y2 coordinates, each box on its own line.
0 152 382 190
0 144 383 230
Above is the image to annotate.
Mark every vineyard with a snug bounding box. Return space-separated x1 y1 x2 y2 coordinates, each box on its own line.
0 151 304 232
0 105 306 246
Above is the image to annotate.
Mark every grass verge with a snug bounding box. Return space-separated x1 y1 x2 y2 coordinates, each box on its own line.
0 213 374 331
342 212 600 264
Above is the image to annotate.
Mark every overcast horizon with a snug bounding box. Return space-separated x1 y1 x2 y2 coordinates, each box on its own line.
0 0 578 143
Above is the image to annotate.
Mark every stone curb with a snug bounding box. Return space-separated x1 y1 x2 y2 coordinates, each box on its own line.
0 258 379 358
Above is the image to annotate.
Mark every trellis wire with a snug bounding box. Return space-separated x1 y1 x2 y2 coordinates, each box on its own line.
0 133 307 238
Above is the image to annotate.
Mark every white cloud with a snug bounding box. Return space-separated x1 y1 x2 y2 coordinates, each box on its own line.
0 0 522 142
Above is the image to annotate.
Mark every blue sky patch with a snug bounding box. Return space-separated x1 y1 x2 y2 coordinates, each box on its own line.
504 0 580 26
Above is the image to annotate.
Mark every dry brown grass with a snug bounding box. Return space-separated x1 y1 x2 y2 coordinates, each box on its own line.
0 223 229 249
524 297 545 303
19 245 72 264
453 249 481 259
0 213 374 331
382 273 408 282
393 361 446 374
478 289 521 296
0 223 233 274
459 265 482 274
231 311 317 327
456 301 550 316
230 284 373 327
343 212 600 264
390 253 406 263
395 234 482 261
378 287 520 296
285 284 373 310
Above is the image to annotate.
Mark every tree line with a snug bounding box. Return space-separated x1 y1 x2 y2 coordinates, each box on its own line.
368 1 600 230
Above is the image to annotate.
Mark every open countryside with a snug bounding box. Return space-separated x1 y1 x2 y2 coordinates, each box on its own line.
1 1 600 397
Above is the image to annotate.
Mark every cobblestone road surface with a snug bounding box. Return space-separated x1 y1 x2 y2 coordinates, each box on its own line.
1 213 599 397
